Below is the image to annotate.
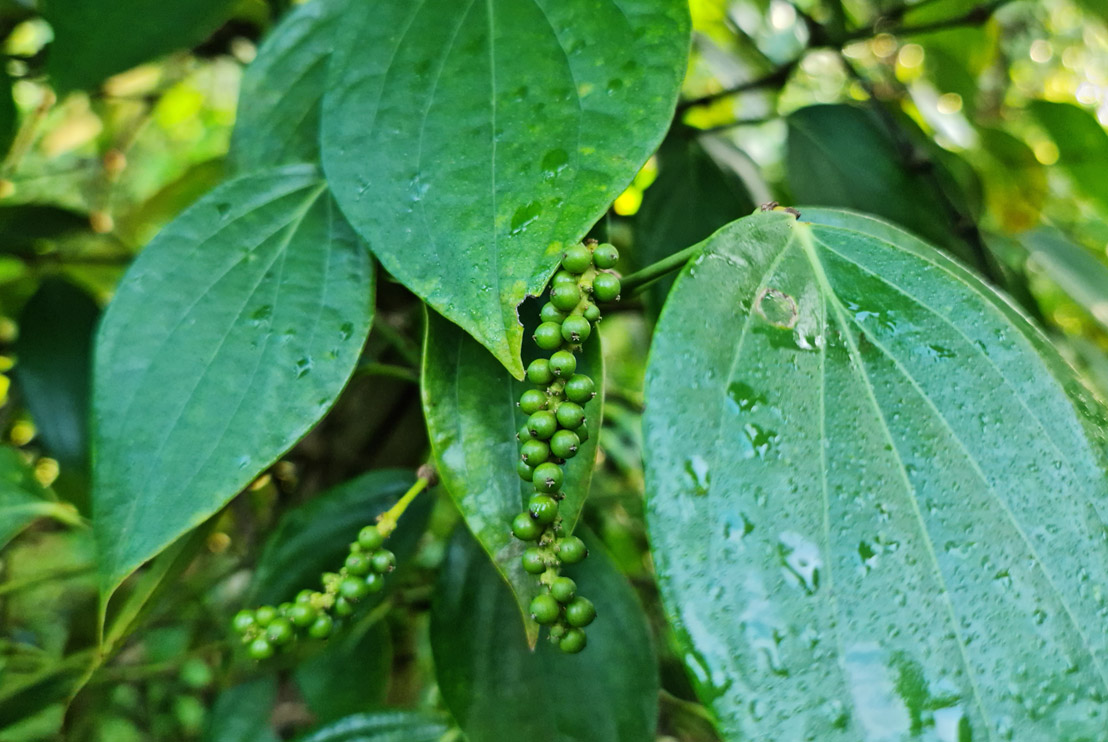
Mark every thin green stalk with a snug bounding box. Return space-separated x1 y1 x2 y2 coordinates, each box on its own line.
376 465 436 536
620 243 704 295
355 361 419 384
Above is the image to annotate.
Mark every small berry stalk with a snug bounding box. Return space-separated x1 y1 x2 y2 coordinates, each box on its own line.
231 471 433 659
511 240 620 654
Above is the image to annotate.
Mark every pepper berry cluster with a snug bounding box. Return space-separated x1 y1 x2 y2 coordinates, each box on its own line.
510 240 620 653
231 522 397 660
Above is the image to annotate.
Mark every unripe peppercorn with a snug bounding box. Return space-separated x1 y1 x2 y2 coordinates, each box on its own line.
564 374 595 403
254 605 277 626
561 315 591 343
565 597 597 627
522 548 546 574
592 272 621 302
308 614 334 639
527 410 558 440
518 389 547 415
520 439 550 466
517 458 535 481
593 243 619 269
555 401 585 430
339 576 369 601
232 610 256 634
582 302 601 322
358 525 385 551
530 593 561 625
529 494 559 524
559 627 587 654
549 350 577 377
526 358 554 385
561 245 592 274
371 549 397 573
364 572 386 593
552 270 578 287
540 302 567 324
288 603 317 628
557 536 588 564
266 618 294 645
512 512 543 540
533 322 563 350
517 423 534 443
549 429 580 459
532 462 564 493
551 576 577 603
550 283 581 311
345 553 372 576
248 638 274 660
333 597 355 617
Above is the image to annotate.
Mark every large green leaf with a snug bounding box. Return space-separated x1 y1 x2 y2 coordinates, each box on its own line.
643 208 1108 740
635 132 756 316
231 0 337 172
321 0 690 377
430 527 658 742
421 309 603 640
249 469 430 605
1030 101 1108 215
294 711 450 742
42 0 236 93
202 676 279 742
295 618 391 723
92 165 374 600
1019 227 1108 332
13 280 98 484
0 446 76 550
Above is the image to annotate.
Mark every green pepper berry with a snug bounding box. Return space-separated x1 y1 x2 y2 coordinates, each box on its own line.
519 389 547 415
532 462 564 493
529 493 560 524
533 322 563 350
559 627 588 654
266 618 294 645
565 597 597 627
551 576 577 603
592 272 621 302
308 614 334 640
254 605 277 627
549 350 577 378
232 610 255 634
557 535 588 564
593 243 619 269
540 302 568 324
530 593 561 625
552 269 578 287
517 458 535 481
248 638 274 660
576 425 589 443
371 549 397 573
527 410 558 440
520 438 550 466
288 603 317 628
333 597 355 617
526 358 554 385
358 524 385 551
522 548 547 574
512 511 543 540
296 590 315 605
555 401 585 430
278 601 295 617
339 576 369 601
549 429 580 459
517 423 533 443
564 374 595 403
345 552 372 576
582 302 601 322
364 572 386 593
562 245 592 274
550 283 581 311
561 315 591 343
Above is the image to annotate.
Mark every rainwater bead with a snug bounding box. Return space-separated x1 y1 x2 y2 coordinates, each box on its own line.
592 272 621 302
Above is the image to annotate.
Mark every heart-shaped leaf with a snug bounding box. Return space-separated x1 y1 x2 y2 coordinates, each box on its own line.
644 208 1108 740
321 0 689 377
430 526 658 742
92 165 374 601
421 309 603 641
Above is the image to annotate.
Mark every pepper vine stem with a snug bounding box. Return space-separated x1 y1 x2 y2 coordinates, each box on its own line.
620 243 704 296
376 464 437 537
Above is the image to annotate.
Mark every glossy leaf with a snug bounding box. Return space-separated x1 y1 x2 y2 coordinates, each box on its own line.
231 0 337 172
42 0 235 93
202 676 279 742
431 526 658 742
1020 228 1108 332
13 280 98 479
635 133 756 315
321 0 690 377
294 618 391 723
1030 101 1108 214
643 208 1108 740
294 711 450 742
0 446 75 550
421 309 603 639
92 165 374 600
249 469 430 605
